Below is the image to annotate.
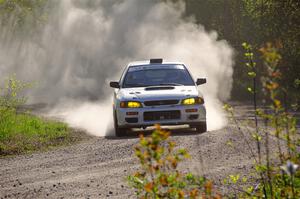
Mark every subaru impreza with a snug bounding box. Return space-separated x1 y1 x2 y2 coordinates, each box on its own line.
110 59 207 136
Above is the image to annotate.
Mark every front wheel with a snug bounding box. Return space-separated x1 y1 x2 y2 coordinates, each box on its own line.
115 126 128 137
193 122 207 134
114 111 128 137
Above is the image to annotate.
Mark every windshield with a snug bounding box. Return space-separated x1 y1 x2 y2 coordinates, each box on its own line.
122 65 195 88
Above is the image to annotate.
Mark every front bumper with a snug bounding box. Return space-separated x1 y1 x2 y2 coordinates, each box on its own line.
116 104 206 128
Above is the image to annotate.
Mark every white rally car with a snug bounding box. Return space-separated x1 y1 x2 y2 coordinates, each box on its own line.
110 59 207 136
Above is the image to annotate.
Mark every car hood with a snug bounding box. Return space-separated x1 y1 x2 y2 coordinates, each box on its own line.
117 86 202 101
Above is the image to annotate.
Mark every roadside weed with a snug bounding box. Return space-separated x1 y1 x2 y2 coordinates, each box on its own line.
223 42 299 198
0 75 71 155
128 125 221 199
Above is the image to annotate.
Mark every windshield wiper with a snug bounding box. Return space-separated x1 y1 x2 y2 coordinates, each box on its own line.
159 83 184 86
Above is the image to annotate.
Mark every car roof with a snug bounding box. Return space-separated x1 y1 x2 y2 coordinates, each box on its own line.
127 60 184 67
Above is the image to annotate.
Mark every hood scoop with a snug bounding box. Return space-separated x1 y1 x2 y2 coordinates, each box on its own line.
145 86 175 91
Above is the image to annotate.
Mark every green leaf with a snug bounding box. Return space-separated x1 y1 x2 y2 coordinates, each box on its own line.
229 174 240 184
248 71 256 78
247 87 254 93
252 133 262 141
294 79 300 88
226 140 233 147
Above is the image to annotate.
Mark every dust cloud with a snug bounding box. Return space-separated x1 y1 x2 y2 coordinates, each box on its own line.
0 0 233 136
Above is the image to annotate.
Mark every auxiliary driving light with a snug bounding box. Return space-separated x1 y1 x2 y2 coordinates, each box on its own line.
182 97 204 105
120 101 142 108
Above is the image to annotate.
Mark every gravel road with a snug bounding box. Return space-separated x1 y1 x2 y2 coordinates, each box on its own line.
0 104 296 198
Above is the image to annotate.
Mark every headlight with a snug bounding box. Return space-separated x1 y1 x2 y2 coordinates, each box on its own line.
120 101 142 108
182 97 204 105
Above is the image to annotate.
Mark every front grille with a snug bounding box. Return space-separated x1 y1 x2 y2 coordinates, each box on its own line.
144 100 179 106
144 110 180 121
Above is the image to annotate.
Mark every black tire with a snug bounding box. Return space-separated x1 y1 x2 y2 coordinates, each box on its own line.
194 122 207 134
115 126 127 137
113 111 128 137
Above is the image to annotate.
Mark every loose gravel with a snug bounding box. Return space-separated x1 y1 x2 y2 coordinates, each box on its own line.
1 104 293 198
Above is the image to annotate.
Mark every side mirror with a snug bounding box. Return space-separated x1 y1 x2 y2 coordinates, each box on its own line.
196 78 207 85
110 81 120 88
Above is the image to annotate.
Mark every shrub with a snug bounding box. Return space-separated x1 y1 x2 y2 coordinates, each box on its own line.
0 74 31 110
128 125 221 199
223 42 299 198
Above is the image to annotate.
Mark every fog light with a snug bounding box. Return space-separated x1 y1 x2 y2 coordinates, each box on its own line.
120 101 142 108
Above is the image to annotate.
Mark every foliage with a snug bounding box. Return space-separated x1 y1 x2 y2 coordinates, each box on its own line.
128 125 220 199
224 43 300 198
185 0 300 102
0 75 70 155
0 74 32 110
0 110 69 155
0 0 49 33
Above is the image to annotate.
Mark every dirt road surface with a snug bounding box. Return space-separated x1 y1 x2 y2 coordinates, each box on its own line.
0 104 295 198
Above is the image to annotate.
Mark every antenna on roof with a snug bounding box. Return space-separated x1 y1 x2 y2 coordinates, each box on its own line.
150 58 163 64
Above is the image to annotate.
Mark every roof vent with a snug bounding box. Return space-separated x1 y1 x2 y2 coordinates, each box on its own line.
150 58 163 64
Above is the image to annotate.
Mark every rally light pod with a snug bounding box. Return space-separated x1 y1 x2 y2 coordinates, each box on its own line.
150 58 163 64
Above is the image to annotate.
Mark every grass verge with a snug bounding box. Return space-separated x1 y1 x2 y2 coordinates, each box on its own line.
0 109 74 156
